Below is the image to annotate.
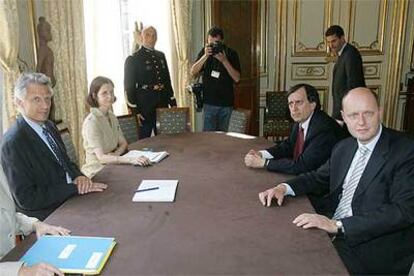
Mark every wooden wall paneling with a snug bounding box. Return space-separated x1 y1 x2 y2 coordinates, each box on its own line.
348 0 387 55
212 0 260 135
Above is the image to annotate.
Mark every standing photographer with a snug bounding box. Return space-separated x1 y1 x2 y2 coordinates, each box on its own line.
191 27 241 131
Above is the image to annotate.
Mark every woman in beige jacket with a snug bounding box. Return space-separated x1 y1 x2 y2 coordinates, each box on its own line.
81 76 150 178
0 164 69 276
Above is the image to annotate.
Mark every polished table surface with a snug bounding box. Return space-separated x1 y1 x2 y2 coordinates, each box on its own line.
3 132 348 275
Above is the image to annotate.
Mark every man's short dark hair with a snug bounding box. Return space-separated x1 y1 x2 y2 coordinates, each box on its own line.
287 83 321 111
325 25 345 38
86 76 115 108
208 26 224 40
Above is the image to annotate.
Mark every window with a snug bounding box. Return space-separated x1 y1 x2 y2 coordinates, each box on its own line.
83 0 174 115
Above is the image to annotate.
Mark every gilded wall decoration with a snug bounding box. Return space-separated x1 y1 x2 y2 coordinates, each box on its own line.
259 0 268 76
315 86 329 111
368 85 382 102
293 0 332 56
363 62 381 80
348 0 387 55
292 63 327 80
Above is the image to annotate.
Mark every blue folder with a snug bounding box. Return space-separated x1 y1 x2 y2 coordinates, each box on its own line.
20 235 116 275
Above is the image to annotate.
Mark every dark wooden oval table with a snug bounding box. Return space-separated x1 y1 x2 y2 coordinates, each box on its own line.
3 132 348 275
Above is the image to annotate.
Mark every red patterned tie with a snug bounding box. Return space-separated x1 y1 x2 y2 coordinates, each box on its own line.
293 126 304 161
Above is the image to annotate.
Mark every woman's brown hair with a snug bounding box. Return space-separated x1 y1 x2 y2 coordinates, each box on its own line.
86 76 115 107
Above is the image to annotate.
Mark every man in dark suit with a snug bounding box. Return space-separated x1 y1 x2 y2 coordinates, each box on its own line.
1 72 107 220
244 84 344 175
326 25 365 124
124 26 177 139
259 87 414 274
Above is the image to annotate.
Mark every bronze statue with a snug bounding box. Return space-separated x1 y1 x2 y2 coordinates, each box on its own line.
36 17 55 87
36 17 60 122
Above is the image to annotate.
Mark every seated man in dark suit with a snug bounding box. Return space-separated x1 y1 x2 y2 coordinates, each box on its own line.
1 72 107 220
245 83 343 175
259 87 414 274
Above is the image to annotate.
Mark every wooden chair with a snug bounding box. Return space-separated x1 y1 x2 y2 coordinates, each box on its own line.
117 114 139 143
59 128 78 165
228 108 251 134
263 91 293 142
156 107 191 135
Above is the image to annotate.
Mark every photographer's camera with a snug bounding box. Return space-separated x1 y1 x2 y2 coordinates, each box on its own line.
208 41 225 55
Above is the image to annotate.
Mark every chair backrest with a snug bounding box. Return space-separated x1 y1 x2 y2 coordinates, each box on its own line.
156 107 191 135
228 108 251 134
265 91 289 119
60 128 78 165
263 91 292 142
117 114 139 143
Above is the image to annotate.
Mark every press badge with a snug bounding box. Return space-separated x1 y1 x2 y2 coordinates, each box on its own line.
211 70 220 78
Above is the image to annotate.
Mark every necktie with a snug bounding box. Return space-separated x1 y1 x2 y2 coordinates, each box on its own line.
333 146 370 220
293 126 304 161
42 125 71 174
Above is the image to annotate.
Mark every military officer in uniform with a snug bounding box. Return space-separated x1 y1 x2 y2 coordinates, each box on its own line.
124 26 177 139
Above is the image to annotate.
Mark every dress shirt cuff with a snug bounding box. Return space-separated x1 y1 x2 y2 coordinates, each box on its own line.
0 261 24 276
281 183 296 196
15 212 39 236
260 150 273 159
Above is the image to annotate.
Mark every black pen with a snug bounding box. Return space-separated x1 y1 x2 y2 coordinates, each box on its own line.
135 187 159 193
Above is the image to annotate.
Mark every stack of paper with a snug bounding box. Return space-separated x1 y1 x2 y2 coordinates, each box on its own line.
133 180 178 202
123 150 169 163
226 132 256 139
20 235 116 275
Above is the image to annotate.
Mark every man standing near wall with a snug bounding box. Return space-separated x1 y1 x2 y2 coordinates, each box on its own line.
190 27 241 131
124 26 177 139
325 25 365 126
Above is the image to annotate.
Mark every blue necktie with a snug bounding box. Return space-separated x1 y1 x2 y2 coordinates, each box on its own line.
42 125 71 174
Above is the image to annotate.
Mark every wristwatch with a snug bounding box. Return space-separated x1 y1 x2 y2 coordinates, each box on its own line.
335 220 345 236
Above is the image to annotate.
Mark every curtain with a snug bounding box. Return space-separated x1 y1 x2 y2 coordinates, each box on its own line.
43 0 88 165
83 0 126 115
170 0 193 110
0 0 20 130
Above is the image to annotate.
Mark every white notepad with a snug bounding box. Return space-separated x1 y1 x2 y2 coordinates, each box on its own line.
123 150 169 163
132 180 178 202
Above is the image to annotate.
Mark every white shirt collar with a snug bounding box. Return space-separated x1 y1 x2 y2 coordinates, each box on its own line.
357 124 382 152
22 115 45 134
299 111 314 139
338 42 347 56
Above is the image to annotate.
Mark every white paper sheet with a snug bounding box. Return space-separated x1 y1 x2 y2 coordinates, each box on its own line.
132 180 178 202
123 150 169 163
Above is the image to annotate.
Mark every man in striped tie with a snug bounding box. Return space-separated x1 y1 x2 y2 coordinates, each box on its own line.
1 73 107 220
258 87 414 274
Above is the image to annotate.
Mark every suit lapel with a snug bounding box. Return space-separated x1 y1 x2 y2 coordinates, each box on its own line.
333 61 338 78
18 117 61 166
332 140 358 192
353 130 388 198
290 123 299 145
304 111 321 143
333 44 348 78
